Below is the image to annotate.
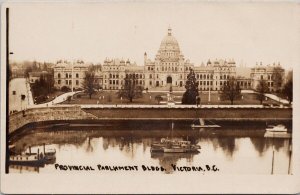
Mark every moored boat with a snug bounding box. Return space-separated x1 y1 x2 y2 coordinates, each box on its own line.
266 124 288 133
264 124 291 138
151 138 200 153
191 118 220 128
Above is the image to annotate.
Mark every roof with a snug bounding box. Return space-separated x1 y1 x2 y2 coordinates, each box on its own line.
28 71 48 77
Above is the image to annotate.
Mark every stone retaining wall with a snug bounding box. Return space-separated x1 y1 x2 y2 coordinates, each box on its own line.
9 106 97 134
8 106 292 134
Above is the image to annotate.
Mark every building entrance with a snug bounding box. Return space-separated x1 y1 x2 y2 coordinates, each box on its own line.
167 76 172 84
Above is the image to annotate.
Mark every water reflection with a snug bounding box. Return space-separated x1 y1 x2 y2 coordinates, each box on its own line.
151 153 196 173
9 128 292 174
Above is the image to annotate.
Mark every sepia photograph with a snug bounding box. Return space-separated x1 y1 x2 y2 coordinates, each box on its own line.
1 1 299 194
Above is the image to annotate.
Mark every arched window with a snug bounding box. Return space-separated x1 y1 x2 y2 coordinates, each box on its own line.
76 73 79 78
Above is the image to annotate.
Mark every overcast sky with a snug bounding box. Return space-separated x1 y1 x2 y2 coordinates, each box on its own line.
8 2 300 68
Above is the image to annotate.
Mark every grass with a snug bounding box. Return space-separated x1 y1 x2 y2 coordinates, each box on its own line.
62 90 279 105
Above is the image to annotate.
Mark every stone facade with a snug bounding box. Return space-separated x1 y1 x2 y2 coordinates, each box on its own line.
250 62 285 92
52 28 288 92
53 60 89 90
95 28 237 91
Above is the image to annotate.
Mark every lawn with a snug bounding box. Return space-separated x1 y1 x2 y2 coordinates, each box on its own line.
62 90 279 105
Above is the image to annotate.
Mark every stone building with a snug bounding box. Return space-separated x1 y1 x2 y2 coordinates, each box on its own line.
53 60 89 90
95 27 237 92
250 62 285 92
53 28 290 93
28 71 50 84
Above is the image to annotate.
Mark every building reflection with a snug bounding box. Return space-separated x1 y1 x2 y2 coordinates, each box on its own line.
151 152 196 174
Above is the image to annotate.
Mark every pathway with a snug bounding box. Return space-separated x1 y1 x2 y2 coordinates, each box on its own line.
31 91 81 108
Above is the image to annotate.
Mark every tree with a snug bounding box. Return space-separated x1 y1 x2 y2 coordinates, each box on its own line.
220 77 241 105
272 67 284 93
82 71 96 99
282 71 293 104
155 95 163 104
24 66 33 78
196 96 201 107
182 69 199 104
118 73 143 102
256 79 269 104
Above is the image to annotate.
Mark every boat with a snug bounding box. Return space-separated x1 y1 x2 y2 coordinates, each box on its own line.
9 144 56 167
10 148 45 167
191 118 220 128
264 124 291 138
151 138 200 153
151 122 201 153
44 148 56 163
266 124 288 133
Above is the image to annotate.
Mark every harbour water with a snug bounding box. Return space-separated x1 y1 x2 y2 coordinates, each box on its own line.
9 123 292 175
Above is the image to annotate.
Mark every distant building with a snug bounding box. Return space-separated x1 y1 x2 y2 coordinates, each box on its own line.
250 62 285 92
51 28 287 93
93 28 237 91
53 60 89 90
11 66 25 78
28 71 50 84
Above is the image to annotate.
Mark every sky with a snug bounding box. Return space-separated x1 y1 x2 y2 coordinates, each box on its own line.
8 2 300 69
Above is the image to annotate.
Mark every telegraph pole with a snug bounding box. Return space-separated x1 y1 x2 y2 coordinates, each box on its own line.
5 7 10 173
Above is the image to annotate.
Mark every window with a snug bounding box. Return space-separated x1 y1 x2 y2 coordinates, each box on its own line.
66 73 68 78
58 80 61 84
76 80 79 85
58 73 61 78
76 73 79 78
150 81 152 86
150 74 152 79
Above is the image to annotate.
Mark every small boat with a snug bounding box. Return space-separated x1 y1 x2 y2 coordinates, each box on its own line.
264 124 291 138
191 118 220 128
10 144 57 167
10 148 45 167
44 148 56 163
266 124 288 133
151 122 201 154
151 139 200 153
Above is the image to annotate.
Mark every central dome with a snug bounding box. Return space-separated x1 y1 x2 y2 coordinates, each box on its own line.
159 28 180 52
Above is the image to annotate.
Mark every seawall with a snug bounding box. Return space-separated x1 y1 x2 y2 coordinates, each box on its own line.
8 106 292 134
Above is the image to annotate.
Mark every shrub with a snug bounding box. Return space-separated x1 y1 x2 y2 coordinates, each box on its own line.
61 86 71 92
